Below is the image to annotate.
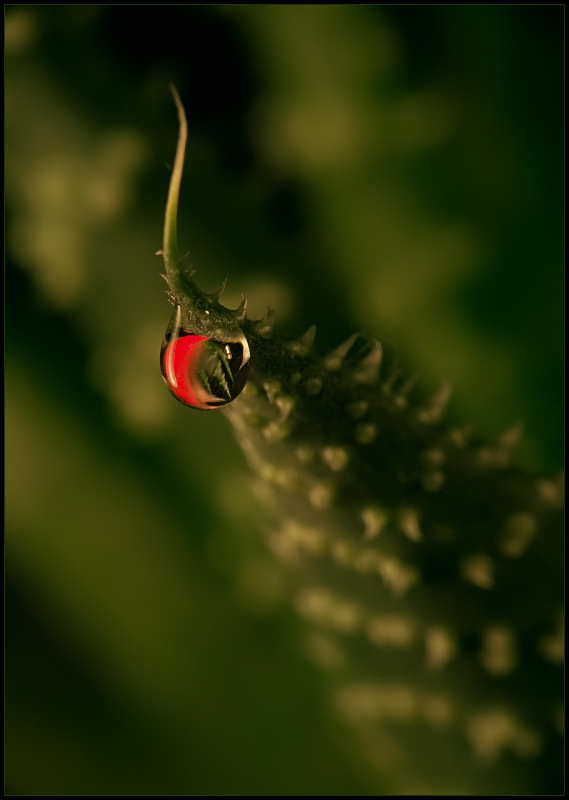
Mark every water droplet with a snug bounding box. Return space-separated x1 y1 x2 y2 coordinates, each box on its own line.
160 306 250 409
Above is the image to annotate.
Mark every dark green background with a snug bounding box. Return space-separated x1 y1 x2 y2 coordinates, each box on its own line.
6 6 563 795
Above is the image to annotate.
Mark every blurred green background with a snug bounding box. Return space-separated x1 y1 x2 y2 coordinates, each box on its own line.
6 6 562 795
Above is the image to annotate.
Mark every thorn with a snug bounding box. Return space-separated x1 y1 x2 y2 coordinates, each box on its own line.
324 334 359 371
361 507 388 540
425 627 456 670
276 395 295 422
208 279 227 300
538 611 565 664
397 508 423 542
287 325 317 356
392 375 417 409
398 375 417 397
156 250 164 256
476 422 523 468
353 340 382 384
460 554 495 590
497 422 523 451
233 294 248 321
498 512 537 558
448 425 473 448
417 381 452 425
253 307 275 337
263 379 281 404
381 364 402 395
535 473 564 509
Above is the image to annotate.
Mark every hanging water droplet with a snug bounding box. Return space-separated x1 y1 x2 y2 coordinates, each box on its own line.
160 306 250 409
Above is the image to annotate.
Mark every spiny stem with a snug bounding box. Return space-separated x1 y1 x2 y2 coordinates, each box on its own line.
159 88 563 796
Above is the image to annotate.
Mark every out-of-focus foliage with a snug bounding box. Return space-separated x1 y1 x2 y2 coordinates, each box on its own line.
5 6 562 795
